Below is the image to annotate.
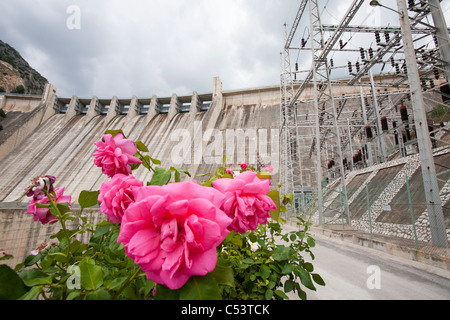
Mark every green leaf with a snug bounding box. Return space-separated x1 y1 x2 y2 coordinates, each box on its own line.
135 141 149 152
107 276 128 290
274 289 289 300
105 129 124 138
297 267 316 291
281 264 295 275
94 224 111 238
80 261 103 290
149 167 171 186
257 172 271 180
267 190 280 221
23 253 41 267
282 193 294 206
284 279 294 293
272 245 291 261
84 287 112 300
66 290 82 300
312 273 325 286
154 283 180 300
78 190 99 209
209 266 234 287
306 236 316 248
19 269 53 287
149 156 161 165
259 265 271 280
18 286 42 300
179 275 222 300
265 289 273 300
0 265 30 300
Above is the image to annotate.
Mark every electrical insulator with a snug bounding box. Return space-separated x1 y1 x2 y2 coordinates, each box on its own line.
356 61 360 73
295 63 298 71
433 35 439 47
301 38 306 48
348 61 353 73
430 79 435 88
330 59 334 67
368 48 374 59
381 116 388 132
391 56 395 67
400 105 409 122
395 63 400 74
405 126 411 141
360 47 365 60
434 68 440 80
365 126 373 138
422 78 427 89
339 40 344 49
384 32 390 43
375 31 381 44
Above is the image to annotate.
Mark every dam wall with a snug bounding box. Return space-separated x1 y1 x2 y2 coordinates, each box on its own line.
0 78 282 205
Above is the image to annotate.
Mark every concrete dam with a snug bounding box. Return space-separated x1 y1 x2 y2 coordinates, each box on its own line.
0 76 449 267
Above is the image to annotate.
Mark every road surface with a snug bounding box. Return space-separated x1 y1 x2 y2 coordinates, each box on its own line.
283 227 450 300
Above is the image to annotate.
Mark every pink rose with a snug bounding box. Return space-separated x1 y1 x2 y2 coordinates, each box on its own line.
117 181 232 290
263 165 274 173
93 133 142 178
26 187 71 225
212 171 277 234
98 174 143 224
240 162 248 170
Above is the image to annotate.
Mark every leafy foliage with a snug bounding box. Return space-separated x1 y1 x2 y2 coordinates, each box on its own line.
0 130 324 300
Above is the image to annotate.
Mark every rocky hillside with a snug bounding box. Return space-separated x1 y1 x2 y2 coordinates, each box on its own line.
0 40 48 95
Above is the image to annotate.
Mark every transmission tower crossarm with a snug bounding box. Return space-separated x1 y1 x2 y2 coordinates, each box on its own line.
285 0 308 49
289 0 365 108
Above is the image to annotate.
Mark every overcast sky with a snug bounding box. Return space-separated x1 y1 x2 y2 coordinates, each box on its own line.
1 0 449 99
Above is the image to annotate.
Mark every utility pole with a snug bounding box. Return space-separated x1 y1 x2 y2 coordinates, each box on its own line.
396 0 448 248
428 0 450 82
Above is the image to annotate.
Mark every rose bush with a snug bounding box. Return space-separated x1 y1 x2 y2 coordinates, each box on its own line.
0 129 324 300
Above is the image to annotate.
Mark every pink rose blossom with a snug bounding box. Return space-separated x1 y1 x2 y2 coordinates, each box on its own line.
226 168 234 175
212 171 277 234
240 162 248 170
263 165 274 173
26 187 71 225
93 133 142 178
98 174 143 224
117 181 232 290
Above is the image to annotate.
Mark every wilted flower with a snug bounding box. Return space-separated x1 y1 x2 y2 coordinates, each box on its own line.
26 187 71 225
24 175 56 201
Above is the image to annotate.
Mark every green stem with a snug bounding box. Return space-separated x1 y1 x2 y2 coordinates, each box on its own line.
113 267 141 299
45 190 72 265
137 150 156 173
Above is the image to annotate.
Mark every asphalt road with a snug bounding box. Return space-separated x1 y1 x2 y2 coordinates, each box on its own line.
283 227 450 300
